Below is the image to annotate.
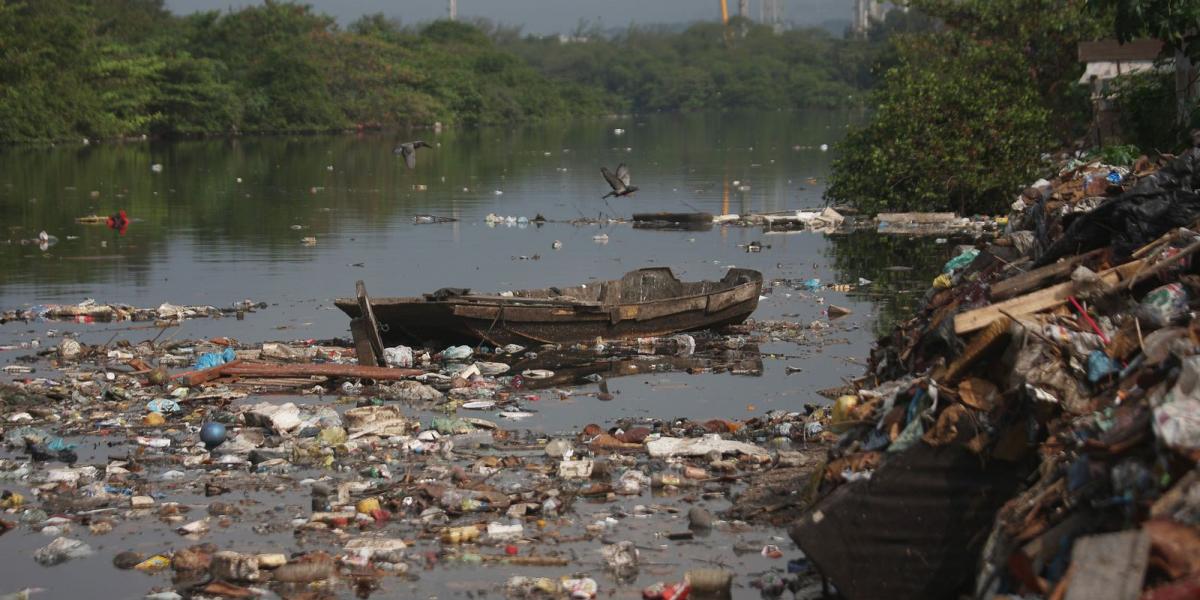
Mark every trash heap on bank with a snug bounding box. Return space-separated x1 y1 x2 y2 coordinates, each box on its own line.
790 144 1200 600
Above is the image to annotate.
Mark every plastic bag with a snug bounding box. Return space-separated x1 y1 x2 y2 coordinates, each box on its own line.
942 248 979 274
1136 283 1188 329
194 347 236 370
383 345 413 368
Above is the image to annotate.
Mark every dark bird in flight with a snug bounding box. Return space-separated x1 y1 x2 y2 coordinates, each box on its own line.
601 163 638 198
393 140 433 169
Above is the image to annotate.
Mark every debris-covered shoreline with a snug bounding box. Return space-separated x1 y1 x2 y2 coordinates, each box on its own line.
1 307 852 599
789 145 1200 600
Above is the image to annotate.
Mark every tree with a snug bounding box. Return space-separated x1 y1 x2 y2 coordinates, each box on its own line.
1088 0 1200 128
826 33 1049 215
827 0 1109 214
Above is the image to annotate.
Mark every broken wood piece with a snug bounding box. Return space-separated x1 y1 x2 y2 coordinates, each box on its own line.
356 280 388 367
173 359 243 386
221 363 424 380
989 248 1106 301
1120 237 1200 292
954 259 1144 335
126 358 153 373
827 304 852 319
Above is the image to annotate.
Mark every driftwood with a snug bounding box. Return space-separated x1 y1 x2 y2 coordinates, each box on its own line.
174 360 422 385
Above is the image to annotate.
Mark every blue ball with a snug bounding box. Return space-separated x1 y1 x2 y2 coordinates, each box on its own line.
200 421 226 448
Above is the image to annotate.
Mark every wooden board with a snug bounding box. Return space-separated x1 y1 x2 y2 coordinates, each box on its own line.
989 248 1106 301
349 318 378 367
356 280 387 367
954 259 1143 335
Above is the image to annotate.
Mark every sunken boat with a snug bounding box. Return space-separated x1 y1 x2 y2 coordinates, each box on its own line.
336 267 762 347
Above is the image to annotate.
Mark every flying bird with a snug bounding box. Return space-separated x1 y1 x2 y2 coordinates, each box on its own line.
601 163 638 199
393 140 433 169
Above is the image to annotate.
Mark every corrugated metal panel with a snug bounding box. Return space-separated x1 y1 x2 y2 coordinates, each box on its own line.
789 444 1029 600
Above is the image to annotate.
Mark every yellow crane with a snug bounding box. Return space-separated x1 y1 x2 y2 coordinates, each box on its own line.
720 0 728 23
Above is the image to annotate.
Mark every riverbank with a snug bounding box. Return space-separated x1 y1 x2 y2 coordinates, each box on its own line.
790 142 1200 599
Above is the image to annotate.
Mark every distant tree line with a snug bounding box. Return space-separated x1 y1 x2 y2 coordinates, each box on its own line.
499 16 890 113
0 0 895 143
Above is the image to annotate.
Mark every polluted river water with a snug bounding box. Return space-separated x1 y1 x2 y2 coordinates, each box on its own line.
0 112 951 599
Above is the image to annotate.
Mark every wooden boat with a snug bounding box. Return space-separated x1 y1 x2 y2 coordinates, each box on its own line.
336 267 762 347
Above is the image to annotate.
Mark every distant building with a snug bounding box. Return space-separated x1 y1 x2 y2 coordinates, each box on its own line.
1078 39 1164 88
851 0 898 37
760 0 782 26
1078 39 1166 145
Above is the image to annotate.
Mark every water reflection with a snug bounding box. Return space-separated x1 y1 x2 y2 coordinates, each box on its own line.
823 230 952 335
512 337 764 392
0 111 943 342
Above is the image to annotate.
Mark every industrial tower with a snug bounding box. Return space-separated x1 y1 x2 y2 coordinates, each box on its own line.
720 0 780 24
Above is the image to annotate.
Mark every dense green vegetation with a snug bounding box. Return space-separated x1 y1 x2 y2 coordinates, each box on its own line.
0 0 892 143
826 32 1052 215
0 0 609 142
827 0 1111 215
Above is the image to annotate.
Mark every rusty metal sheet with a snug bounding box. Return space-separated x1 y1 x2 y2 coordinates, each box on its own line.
788 444 1027 600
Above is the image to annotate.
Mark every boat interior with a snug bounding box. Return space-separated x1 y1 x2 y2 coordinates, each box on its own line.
424 268 760 305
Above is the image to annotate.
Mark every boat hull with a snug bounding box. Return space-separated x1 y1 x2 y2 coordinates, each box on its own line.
335 268 761 346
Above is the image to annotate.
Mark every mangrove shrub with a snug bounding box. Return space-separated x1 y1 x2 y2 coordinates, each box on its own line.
826 33 1049 215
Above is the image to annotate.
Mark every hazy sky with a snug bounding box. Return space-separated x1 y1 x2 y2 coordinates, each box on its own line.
163 0 853 35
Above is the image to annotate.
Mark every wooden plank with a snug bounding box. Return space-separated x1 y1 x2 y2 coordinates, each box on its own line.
1116 237 1200 292
707 283 758 314
990 248 1106 301
173 359 243 386
356 281 387 367
954 259 1143 335
456 295 604 308
223 363 424 380
637 296 705 322
349 318 378 367
452 304 497 320
1063 530 1149 600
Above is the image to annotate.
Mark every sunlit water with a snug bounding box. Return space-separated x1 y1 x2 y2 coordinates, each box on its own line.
0 112 949 599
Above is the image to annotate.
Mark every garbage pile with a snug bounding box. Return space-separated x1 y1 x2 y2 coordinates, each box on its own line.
790 143 1200 600
0 299 267 325
0 317 840 598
